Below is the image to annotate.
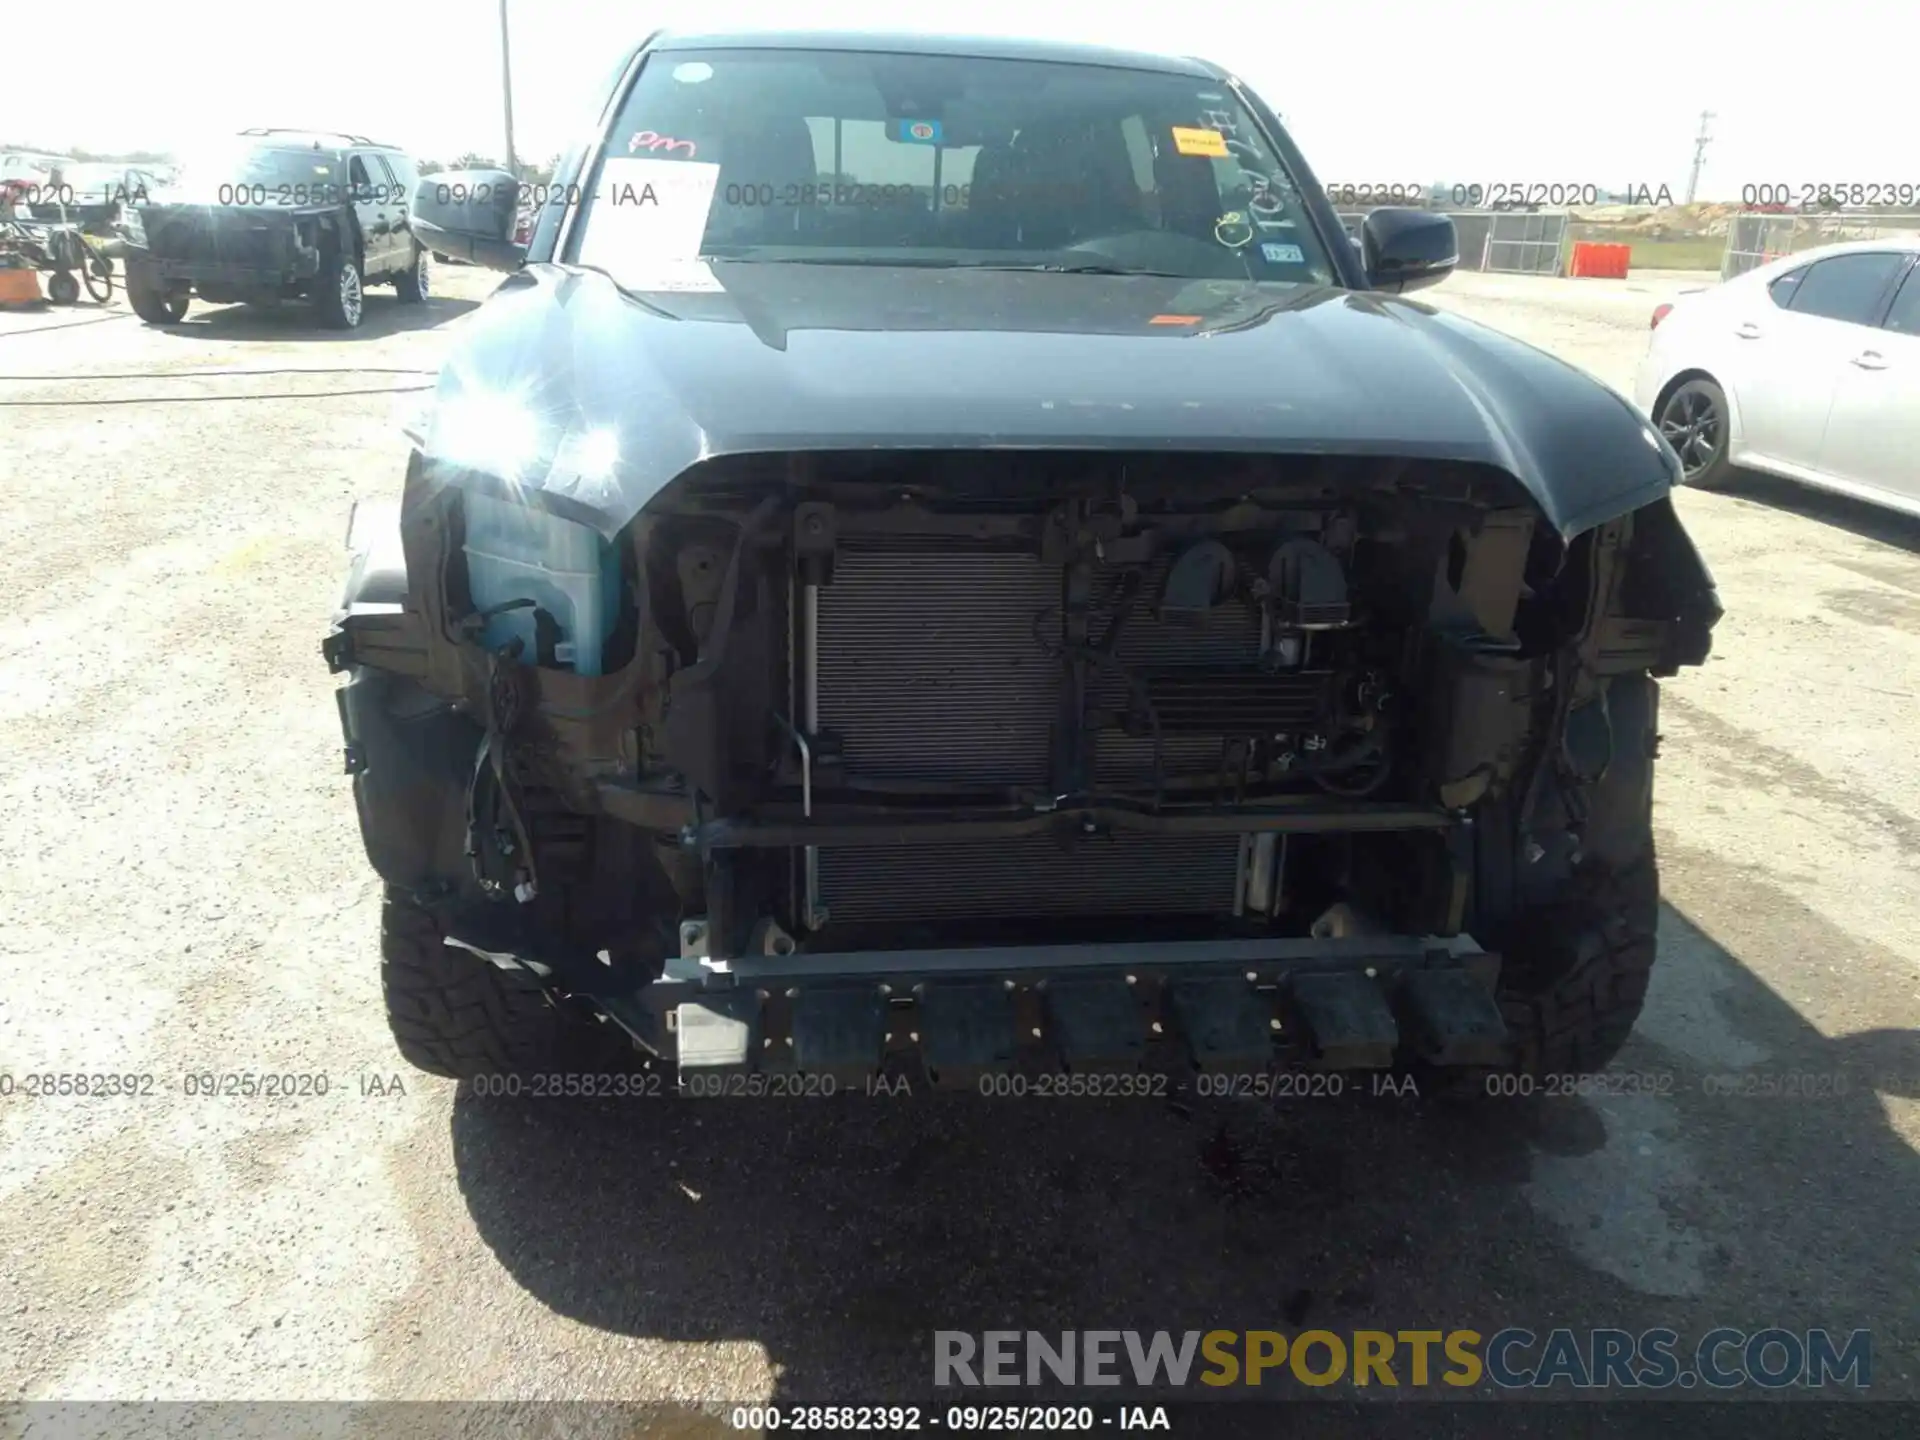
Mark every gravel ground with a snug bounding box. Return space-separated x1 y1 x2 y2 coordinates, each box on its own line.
0 264 1916 1426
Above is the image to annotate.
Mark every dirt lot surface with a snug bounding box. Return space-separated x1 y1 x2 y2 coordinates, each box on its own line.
1 264 1916 1429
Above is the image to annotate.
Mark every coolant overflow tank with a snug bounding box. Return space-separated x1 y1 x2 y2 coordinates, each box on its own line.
462 493 621 675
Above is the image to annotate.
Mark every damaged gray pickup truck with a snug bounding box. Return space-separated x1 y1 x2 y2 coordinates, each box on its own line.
325 30 1720 1091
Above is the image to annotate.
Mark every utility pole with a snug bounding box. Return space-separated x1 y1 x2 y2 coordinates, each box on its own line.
498 0 518 176
1684 110 1715 204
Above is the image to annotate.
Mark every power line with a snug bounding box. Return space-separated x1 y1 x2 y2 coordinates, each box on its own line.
498 0 518 177
1685 111 1716 204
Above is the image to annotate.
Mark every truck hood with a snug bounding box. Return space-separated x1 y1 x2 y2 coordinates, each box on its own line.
417 261 1680 541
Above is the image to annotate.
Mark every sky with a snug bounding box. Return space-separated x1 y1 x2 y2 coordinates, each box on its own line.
1 0 1909 201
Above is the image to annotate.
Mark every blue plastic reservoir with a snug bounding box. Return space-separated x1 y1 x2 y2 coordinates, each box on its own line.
462 493 620 676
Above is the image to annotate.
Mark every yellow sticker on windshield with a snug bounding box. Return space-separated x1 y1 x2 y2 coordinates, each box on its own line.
1171 126 1229 158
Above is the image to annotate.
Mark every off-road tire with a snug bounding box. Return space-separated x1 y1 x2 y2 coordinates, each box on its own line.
380 892 630 1079
315 251 365 329
1495 855 1660 1077
125 264 190 324
394 244 428 303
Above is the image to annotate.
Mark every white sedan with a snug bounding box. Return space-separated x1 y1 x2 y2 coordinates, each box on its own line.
1633 238 1920 516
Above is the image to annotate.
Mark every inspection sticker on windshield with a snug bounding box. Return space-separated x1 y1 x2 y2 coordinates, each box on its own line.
889 119 944 145
1171 126 1229 158
1261 242 1304 263
1214 211 1254 249
577 158 720 268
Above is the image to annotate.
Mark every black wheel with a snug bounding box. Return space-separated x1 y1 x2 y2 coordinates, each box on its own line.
45 271 79 305
315 250 365 329
394 244 429 303
125 263 189 323
380 891 633 1079
1657 376 1734 489
1494 856 1659 1077
80 240 113 302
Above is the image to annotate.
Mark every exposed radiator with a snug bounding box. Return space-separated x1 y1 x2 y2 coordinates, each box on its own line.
816 540 1273 788
811 539 1268 922
815 542 1059 786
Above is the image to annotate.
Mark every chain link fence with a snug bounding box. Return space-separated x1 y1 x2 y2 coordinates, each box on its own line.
1332 205 1920 283
1722 212 1920 279
1481 211 1569 274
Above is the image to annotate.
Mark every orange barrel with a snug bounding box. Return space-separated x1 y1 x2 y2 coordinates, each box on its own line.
1569 242 1631 278
0 267 44 305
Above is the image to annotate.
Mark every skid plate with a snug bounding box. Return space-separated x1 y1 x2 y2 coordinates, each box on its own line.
1286 972 1401 1069
1166 977 1278 1070
790 987 890 1080
1396 968 1511 1066
622 935 1503 1082
1043 977 1147 1069
918 981 1018 1089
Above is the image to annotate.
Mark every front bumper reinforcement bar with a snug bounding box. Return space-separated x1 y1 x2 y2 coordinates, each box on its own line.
594 784 1457 849
576 932 1510 1085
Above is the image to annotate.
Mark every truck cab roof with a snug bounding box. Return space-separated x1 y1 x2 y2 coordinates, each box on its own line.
644 28 1224 78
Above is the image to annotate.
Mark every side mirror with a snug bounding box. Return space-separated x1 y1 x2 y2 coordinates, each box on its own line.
1360 208 1456 294
410 169 525 273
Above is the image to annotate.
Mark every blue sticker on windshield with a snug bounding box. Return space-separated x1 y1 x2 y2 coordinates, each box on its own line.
1262 242 1305 264
890 119 944 145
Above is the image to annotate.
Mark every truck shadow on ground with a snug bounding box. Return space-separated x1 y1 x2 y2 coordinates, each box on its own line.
1720 468 1920 554
444 838 1919 1413
157 294 478 342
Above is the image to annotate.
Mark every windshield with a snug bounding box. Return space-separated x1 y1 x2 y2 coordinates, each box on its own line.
157 143 344 203
567 47 1334 284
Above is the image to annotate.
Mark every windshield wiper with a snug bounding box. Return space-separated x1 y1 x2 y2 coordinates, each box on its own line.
968 262 1195 278
698 253 1198 277
703 252 968 269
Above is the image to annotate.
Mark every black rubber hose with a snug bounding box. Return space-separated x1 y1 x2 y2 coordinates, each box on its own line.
1031 600 1167 811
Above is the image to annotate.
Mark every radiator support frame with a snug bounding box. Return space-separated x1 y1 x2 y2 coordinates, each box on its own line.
682 798 1455 849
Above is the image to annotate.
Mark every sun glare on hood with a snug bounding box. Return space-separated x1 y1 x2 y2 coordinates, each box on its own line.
427 392 544 486
554 426 620 486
